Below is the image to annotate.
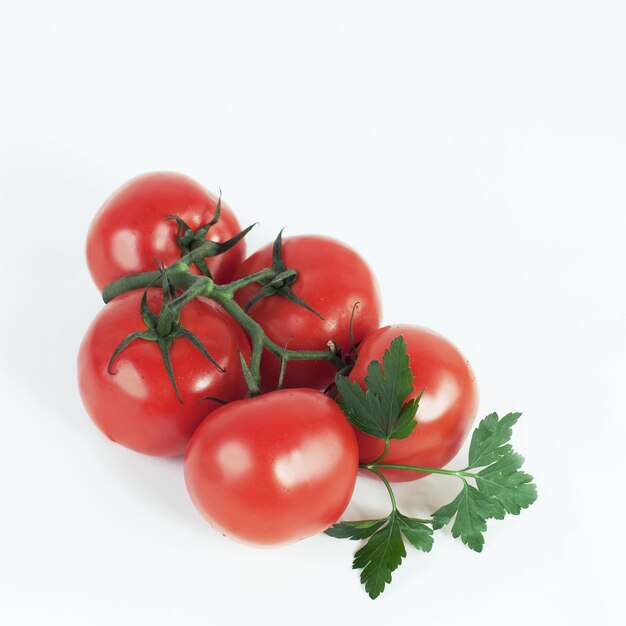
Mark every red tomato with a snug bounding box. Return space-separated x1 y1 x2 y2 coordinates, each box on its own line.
233 235 381 392
184 389 359 546
86 172 246 291
77 289 251 457
350 325 479 482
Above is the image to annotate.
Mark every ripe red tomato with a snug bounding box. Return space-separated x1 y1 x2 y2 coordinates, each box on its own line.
86 172 246 291
233 235 381 392
350 325 479 482
184 389 359 546
77 289 251 457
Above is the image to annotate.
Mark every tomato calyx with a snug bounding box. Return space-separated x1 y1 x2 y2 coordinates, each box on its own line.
322 303 363 395
243 229 324 320
107 272 225 402
164 192 257 279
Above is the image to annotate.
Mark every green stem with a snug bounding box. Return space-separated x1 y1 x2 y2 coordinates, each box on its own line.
370 439 390 466
366 467 397 512
220 268 276 297
102 271 160 301
210 288 344 393
102 265 201 303
364 462 476 480
210 289 341 366
177 239 223 267
156 275 214 336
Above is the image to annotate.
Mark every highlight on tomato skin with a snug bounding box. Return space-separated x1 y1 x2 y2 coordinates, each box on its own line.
86 171 246 291
350 324 479 482
184 389 360 547
232 234 382 392
77 289 252 457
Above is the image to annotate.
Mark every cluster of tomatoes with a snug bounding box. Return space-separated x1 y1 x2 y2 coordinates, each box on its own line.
78 172 478 546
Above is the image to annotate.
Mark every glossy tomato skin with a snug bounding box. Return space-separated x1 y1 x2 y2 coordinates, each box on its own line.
351 325 479 482
77 290 251 457
184 389 359 546
233 235 381 392
86 172 246 291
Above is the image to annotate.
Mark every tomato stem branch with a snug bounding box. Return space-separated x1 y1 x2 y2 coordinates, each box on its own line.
102 254 345 394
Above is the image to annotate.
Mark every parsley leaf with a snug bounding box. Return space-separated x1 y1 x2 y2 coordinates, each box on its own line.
335 336 421 441
467 411 521 468
432 412 537 552
396 512 435 552
431 482 498 552
476 451 537 516
352 513 405 599
325 519 387 540
326 511 433 599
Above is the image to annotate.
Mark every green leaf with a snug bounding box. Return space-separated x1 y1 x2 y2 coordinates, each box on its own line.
327 510 434 600
325 519 387 540
396 513 434 552
467 411 521 469
432 412 538 552
335 376 385 439
431 482 498 552
352 512 406 600
335 336 420 441
390 393 422 439
476 451 538 516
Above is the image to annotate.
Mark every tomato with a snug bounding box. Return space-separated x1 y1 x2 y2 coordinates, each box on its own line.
350 325 479 482
184 389 359 546
86 172 246 291
77 289 251 457
233 235 381 392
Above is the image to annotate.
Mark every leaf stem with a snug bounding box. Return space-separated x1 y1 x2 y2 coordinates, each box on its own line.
366 467 397 512
370 439 390 466
363 462 476 480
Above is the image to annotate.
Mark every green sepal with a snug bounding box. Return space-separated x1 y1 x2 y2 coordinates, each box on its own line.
165 191 256 278
158 336 182 403
107 330 157 375
199 396 228 406
140 288 158 330
172 326 225 373
244 229 323 319
276 337 294 391
238 351 259 396
208 222 256 257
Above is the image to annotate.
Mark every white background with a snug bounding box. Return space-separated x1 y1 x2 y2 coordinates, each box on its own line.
1 1 624 624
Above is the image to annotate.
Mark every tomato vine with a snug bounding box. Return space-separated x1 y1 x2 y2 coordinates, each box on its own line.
101 229 347 396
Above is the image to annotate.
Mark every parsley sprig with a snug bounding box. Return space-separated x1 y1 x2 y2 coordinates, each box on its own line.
326 336 537 599
335 336 422 443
